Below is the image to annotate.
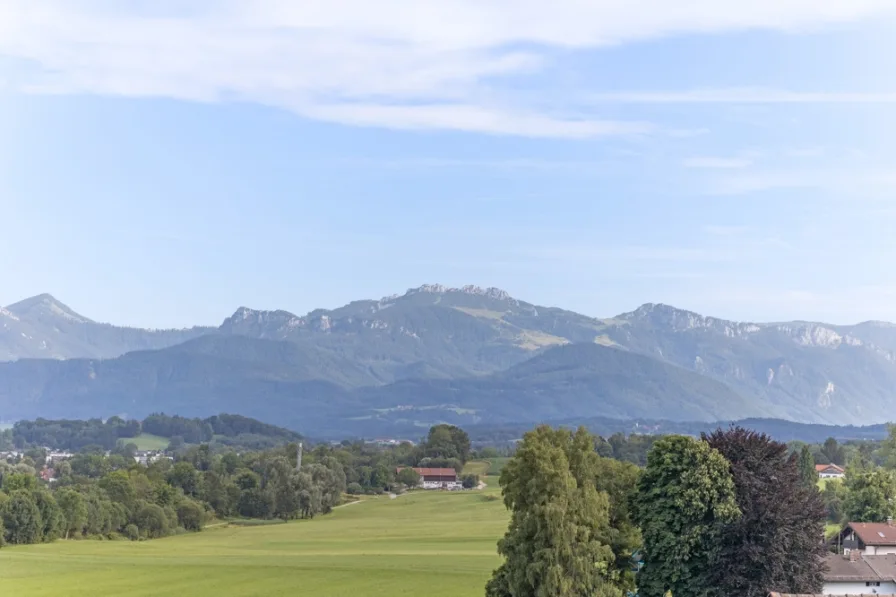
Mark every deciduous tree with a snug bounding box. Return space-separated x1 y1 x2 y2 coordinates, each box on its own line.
1 490 42 545
705 427 827 596
632 435 740 597
486 426 623 597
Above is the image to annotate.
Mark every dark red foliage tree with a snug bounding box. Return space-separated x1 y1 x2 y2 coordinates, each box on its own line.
704 426 827 597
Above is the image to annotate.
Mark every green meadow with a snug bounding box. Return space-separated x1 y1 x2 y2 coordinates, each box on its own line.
0 486 509 597
118 433 171 451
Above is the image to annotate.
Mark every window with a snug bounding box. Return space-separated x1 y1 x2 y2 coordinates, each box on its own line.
867 581 881 587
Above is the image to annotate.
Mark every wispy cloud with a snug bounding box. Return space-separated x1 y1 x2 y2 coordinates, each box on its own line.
0 1 894 135
590 88 896 104
684 157 753 169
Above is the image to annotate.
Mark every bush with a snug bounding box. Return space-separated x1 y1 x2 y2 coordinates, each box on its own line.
346 482 363 495
124 524 140 541
462 474 479 489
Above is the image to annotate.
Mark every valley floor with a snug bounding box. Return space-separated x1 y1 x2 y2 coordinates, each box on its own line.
0 485 509 597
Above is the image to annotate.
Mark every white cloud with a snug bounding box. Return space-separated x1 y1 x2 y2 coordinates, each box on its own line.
590 88 896 103
684 157 753 169
0 1 894 135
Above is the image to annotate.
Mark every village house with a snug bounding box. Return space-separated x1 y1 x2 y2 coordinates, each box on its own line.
834 522 896 556
134 450 172 466
818 463 846 479
46 450 74 464
396 467 461 490
0 450 22 461
819 551 896 595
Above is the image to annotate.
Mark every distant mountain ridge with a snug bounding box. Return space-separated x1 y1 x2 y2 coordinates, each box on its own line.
3 285 896 435
0 293 213 361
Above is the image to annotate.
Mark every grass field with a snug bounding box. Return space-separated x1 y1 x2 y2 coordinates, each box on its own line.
119 433 170 451
0 486 509 597
462 458 511 479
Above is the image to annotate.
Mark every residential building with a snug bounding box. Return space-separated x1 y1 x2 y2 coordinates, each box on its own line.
396 467 461 490
134 450 172 466
821 551 896 594
818 463 846 479
46 450 74 464
834 522 896 556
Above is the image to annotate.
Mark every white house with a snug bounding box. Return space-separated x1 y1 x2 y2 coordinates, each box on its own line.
822 552 896 595
396 467 462 490
818 463 846 479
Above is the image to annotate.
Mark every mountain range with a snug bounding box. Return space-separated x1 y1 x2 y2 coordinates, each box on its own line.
2 285 896 436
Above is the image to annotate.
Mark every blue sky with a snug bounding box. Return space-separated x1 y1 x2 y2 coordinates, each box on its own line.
1 1 895 328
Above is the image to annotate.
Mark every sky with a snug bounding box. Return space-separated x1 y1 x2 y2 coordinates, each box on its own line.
1 1 895 328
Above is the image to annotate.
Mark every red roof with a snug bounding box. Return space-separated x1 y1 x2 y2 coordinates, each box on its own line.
816 463 844 473
412 467 457 477
847 522 896 546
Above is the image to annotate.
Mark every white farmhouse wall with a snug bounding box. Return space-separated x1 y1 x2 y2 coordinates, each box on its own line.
862 546 896 556
820 472 845 479
823 579 896 594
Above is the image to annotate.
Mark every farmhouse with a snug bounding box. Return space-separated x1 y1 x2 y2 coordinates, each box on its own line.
833 522 896 556
818 463 846 479
397 467 461 490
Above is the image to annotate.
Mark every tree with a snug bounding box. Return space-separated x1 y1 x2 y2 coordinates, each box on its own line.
176 500 204 531
592 456 641 593
461 474 479 489
879 424 896 470
31 489 64 542
632 435 740 597
99 470 136 512
705 427 827 596
798 445 817 487
134 502 169 539
843 468 896 522
397 468 421 488
2 472 37 493
423 425 471 464
486 426 623 597
56 488 88 539
822 479 846 523
1 490 43 545
820 437 845 466
167 462 200 497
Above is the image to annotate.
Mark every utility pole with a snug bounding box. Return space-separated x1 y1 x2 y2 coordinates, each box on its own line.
296 442 303 472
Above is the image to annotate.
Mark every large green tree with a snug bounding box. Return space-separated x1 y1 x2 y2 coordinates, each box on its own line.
705 427 826 596
820 437 845 466
632 435 740 597
56 488 88 539
1 490 43 545
422 425 471 464
486 426 624 597
843 468 896 522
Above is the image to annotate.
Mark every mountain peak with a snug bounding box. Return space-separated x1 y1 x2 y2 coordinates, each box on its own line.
402 283 515 302
6 294 93 324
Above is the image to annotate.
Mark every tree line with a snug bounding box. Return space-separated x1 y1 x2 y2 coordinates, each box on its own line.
3 413 302 452
486 425 826 597
0 423 473 547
